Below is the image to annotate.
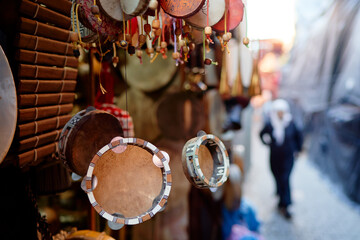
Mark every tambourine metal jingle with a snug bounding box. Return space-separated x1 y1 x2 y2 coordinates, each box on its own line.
85 138 172 225
182 134 230 189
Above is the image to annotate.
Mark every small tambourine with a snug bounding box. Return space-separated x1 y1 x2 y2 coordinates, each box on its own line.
182 133 229 188
160 0 205 18
185 0 225 29
84 137 172 226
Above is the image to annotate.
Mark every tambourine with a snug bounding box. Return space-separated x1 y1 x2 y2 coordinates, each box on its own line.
77 0 122 39
0 46 17 163
160 0 205 18
98 0 132 22
84 137 172 226
59 107 123 176
212 0 244 32
182 133 229 188
120 0 149 17
185 0 225 28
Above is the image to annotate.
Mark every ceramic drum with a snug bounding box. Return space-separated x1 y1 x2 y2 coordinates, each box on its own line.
182 134 229 188
59 107 123 176
85 138 172 225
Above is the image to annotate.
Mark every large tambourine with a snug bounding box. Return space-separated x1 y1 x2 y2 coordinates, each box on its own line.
182 133 229 188
160 0 205 18
185 0 225 29
0 46 17 163
59 107 123 176
84 137 172 226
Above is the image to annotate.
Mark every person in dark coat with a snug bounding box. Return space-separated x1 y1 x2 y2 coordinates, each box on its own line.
259 99 303 219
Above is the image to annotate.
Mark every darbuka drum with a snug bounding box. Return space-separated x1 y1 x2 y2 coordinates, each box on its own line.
160 0 205 18
98 0 132 22
59 107 123 176
120 0 149 17
185 0 225 28
182 134 229 188
212 0 244 32
85 138 172 225
0 46 17 163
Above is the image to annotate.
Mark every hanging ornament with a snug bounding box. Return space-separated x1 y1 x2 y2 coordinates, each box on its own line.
136 49 143 63
243 3 249 47
149 0 158 10
219 51 231 97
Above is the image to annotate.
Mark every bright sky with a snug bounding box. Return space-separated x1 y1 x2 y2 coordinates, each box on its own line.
246 0 296 46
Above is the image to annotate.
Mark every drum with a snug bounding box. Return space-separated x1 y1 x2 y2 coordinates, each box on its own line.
120 0 149 17
212 0 244 32
160 0 205 18
98 0 132 22
182 133 229 188
59 107 123 176
84 137 172 225
77 0 122 39
185 0 225 29
66 230 115 240
156 92 205 140
0 46 17 163
120 51 178 92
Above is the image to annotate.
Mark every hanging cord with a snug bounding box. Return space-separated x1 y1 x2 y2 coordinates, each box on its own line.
124 51 129 133
243 4 249 47
97 32 107 94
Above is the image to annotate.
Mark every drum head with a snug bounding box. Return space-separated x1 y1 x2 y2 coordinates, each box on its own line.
0 46 17 163
65 110 124 176
212 0 244 32
86 138 172 224
120 0 149 16
185 0 225 28
160 0 205 18
98 0 132 22
120 51 178 92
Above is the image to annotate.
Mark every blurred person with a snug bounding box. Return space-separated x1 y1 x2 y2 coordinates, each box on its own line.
259 99 303 219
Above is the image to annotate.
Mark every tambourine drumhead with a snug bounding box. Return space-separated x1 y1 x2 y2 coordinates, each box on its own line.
120 0 149 16
86 138 171 225
59 109 123 176
160 0 205 18
120 51 177 92
212 0 244 32
0 46 17 163
98 0 132 22
185 0 225 28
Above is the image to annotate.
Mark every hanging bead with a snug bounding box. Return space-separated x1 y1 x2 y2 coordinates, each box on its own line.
73 48 80 58
154 28 162 37
243 37 250 46
183 25 191 34
152 19 160 29
149 0 158 10
91 5 100 14
189 42 196 51
120 40 128 48
136 49 143 57
204 26 212 35
160 41 167 49
204 58 212 65
172 51 180 60
139 34 147 45
128 45 136 55
179 39 186 47
70 31 79 42
222 33 231 42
